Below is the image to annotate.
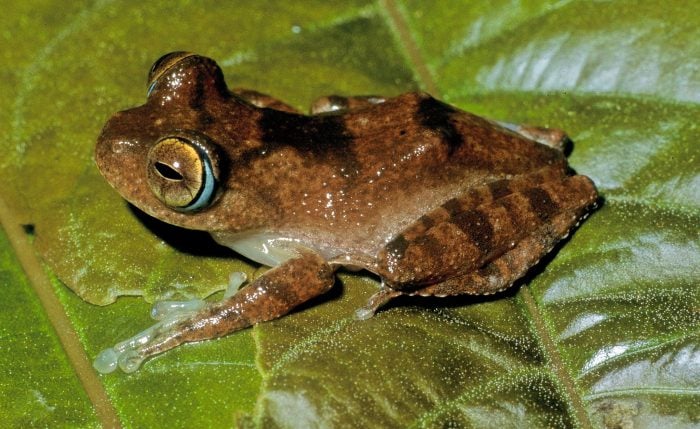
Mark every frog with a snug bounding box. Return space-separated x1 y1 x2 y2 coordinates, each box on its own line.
93 52 599 373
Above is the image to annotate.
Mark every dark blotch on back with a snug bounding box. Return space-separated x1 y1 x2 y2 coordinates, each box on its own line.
524 187 557 220
442 198 462 216
488 180 511 199
259 109 353 156
450 209 493 253
419 214 436 229
416 96 462 155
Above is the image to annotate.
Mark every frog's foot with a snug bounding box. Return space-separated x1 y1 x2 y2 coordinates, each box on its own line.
148 272 247 321
93 309 198 374
95 290 224 373
310 95 386 114
224 271 247 298
94 252 334 373
93 271 254 373
354 283 403 320
496 121 570 151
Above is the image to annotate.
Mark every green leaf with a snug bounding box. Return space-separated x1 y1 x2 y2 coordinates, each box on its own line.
0 227 99 428
0 1 698 428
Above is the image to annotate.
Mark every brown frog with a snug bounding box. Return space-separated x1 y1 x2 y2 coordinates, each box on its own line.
93 52 598 373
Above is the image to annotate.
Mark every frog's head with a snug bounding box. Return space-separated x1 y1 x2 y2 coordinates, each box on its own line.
95 52 259 231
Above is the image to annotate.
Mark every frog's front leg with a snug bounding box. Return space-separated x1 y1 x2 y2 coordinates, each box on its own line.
94 249 335 373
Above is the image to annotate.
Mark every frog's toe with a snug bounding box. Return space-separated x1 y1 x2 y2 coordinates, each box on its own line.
354 306 375 321
224 271 247 298
93 347 120 374
117 350 146 373
150 299 206 321
496 121 570 151
94 346 145 374
355 286 402 320
149 273 247 320
93 317 172 373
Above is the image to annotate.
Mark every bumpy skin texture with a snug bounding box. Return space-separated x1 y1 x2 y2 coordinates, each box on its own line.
93 53 598 372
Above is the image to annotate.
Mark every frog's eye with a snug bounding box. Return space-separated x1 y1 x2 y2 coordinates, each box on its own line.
146 133 221 212
147 51 196 96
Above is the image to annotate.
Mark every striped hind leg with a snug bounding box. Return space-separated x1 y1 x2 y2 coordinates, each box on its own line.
414 204 596 298
357 202 597 318
358 171 598 317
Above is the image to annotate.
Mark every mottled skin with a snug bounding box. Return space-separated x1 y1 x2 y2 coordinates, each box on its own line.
94 53 598 372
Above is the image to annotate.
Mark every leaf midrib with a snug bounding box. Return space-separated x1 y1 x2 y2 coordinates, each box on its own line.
378 0 438 94
521 288 593 428
0 196 121 428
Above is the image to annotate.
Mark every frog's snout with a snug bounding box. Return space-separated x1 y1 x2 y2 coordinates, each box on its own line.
94 111 146 184
96 114 122 160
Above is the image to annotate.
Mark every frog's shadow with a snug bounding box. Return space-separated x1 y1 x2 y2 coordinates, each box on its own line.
129 204 236 258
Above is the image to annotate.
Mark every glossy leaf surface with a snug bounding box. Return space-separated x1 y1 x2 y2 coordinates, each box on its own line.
0 1 697 427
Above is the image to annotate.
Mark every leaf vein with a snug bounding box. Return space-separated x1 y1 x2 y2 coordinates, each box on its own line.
585 387 700 402
520 288 593 428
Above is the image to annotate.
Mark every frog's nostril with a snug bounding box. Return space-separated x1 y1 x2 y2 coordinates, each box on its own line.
154 162 184 181
110 139 134 154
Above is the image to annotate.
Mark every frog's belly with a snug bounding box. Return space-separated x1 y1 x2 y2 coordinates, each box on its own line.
212 229 352 267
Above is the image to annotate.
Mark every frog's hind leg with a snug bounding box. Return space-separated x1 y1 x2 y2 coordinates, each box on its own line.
415 205 595 298
496 121 570 152
363 171 597 316
360 195 598 317
310 95 386 114
232 88 300 113
93 250 335 373
377 169 597 286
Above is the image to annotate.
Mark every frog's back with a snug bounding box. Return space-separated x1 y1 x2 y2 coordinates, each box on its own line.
341 92 566 185
336 92 568 215
268 92 572 255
